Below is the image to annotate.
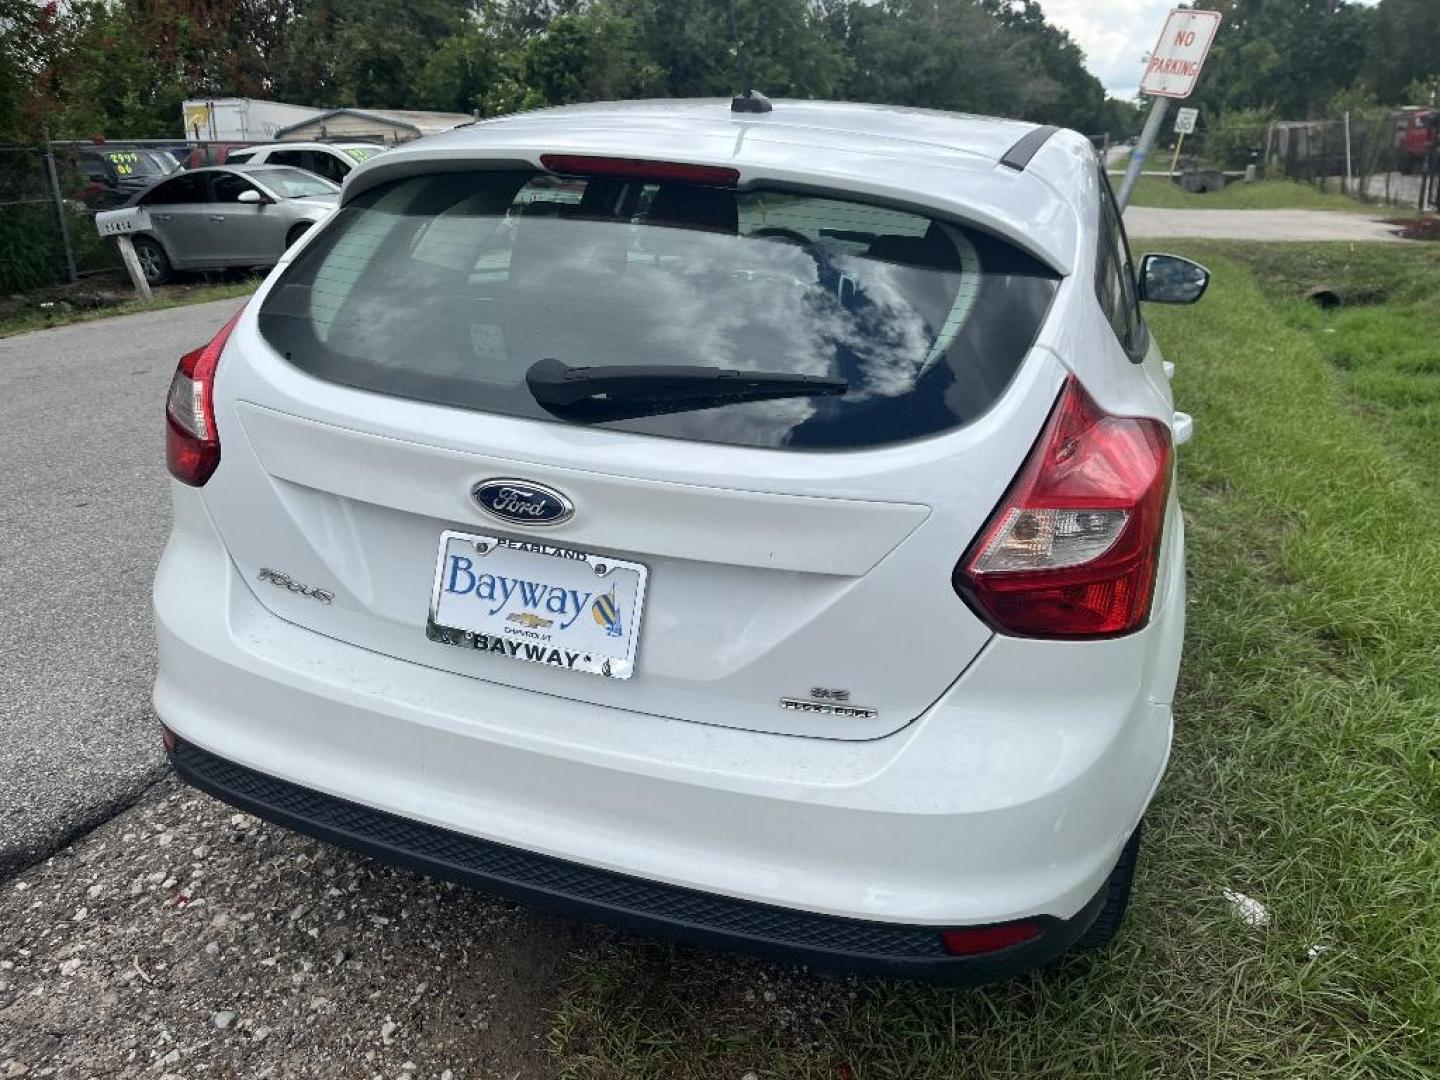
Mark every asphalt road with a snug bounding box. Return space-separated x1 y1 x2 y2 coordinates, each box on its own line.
0 298 246 876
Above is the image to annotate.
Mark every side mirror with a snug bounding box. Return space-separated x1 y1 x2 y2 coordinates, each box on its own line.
236 188 265 205
1138 253 1210 304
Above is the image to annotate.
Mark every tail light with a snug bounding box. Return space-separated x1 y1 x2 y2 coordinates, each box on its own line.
939 921 1042 956
165 308 243 486
955 376 1172 639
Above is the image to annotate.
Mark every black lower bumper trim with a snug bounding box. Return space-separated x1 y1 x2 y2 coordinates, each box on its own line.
169 741 1105 983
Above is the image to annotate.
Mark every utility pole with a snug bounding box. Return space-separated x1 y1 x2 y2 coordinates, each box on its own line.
1342 110 1353 196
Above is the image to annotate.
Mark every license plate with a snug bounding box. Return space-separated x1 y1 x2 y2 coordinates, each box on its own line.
426 530 647 679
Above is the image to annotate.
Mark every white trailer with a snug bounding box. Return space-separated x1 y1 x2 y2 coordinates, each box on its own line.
181 98 328 143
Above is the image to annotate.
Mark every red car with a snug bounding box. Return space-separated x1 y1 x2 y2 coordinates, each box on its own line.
1398 109 1437 174
182 143 252 169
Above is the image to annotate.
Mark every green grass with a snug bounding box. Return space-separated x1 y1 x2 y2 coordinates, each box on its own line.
1170 241 1440 488
546 247 1440 1078
0 279 258 339
1126 176 1370 212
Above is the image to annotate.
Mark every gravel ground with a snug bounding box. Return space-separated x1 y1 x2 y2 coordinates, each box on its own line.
0 299 843 1078
0 299 246 876
0 778 592 1079
1123 206 1408 241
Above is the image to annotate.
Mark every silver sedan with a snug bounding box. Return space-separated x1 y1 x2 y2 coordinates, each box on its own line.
104 165 339 285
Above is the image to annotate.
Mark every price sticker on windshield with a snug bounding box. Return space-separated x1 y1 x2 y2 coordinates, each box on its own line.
107 150 141 176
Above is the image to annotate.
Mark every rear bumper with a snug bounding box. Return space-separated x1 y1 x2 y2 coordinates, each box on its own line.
153 485 1182 975
168 739 1108 982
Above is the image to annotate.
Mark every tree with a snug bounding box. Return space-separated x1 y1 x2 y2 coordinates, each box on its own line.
823 0 1113 132
610 0 843 100
984 0 1113 133
1364 0 1440 105
0 0 54 139
412 22 507 115
1187 0 1374 118
6 0 1152 143
270 0 474 109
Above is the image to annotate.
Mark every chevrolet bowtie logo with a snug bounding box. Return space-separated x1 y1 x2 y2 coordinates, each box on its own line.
506 611 554 629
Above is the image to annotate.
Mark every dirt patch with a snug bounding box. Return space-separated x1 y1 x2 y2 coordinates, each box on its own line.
0 272 259 330
0 273 134 323
1386 216 1440 241
0 778 590 1079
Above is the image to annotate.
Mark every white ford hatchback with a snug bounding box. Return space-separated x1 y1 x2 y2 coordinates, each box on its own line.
155 99 1207 983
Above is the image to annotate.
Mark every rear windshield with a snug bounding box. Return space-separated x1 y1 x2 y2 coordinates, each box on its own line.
251 167 338 198
259 169 1058 450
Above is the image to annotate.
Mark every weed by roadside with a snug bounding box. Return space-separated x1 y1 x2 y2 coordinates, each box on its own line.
1126 176 1372 212
0 276 259 339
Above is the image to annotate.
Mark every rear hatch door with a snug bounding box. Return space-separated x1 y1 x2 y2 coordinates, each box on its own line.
203 164 1062 739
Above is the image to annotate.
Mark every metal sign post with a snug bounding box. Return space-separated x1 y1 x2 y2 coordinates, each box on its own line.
95 206 154 301
1169 107 1199 177
115 236 153 302
1117 98 1170 208
1116 8 1223 209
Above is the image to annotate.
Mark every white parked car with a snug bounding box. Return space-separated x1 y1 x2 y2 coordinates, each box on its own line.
224 141 382 186
155 99 1207 983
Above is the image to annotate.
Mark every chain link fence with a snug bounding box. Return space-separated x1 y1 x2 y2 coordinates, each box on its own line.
0 143 133 294
1267 112 1436 210
1185 111 1438 211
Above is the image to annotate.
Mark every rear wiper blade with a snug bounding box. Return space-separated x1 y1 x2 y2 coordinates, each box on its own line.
525 357 847 420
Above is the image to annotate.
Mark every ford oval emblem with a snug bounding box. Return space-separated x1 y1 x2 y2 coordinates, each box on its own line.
471 479 574 527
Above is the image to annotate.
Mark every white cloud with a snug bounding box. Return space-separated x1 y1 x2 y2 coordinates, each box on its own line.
1034 0 1177 101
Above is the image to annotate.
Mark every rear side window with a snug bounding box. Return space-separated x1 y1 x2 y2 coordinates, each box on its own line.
1095 172 1145 359
259 169 1058 450
308 152 351 184
142 172 210 205
211 172 257 203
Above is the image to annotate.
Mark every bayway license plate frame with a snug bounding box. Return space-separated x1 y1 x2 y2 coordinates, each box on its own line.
426 530 648 679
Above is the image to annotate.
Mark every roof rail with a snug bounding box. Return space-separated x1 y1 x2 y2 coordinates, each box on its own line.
999 124 1059 172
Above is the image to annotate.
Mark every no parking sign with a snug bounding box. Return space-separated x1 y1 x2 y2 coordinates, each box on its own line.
1142 9 1222 99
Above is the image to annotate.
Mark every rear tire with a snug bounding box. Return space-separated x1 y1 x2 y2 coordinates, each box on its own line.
286 223 313 249
132 236 171 285
1072 821 1142 952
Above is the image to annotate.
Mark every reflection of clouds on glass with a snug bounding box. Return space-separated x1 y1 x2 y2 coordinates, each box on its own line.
626 394 819 447
507 221 941 408
828 256 934 399
264 172 1058 453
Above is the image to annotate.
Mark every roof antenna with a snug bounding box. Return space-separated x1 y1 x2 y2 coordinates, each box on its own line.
729 0 771 114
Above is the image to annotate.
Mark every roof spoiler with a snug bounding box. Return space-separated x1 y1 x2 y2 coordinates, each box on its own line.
1000 125 1059 172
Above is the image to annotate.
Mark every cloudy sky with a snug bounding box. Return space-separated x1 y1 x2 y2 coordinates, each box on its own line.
1035 0 1191 101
